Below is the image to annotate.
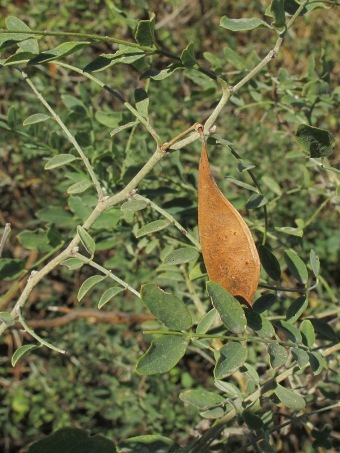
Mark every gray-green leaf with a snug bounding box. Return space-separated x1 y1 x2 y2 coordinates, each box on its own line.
214 342 248 379
163 247 199 266
78 275 105 302
275 383 305 410
220 16 270 32
45 154 77 170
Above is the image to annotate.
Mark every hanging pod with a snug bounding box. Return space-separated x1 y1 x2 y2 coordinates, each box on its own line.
198 131 260 306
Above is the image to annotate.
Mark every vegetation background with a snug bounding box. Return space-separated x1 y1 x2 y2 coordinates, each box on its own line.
0 0 339 452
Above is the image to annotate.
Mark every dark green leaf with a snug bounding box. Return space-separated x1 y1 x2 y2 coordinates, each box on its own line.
135 220 170 237
0 258 25 281
284 249 308 284
308 351 327 375
286 297 308 323
253 293 277 314
27 427 116 453
268 343 287 368
214 342 248 379
77 225 96 255
98 287 124 309
135 13 156 46
275 383 305 410
83 48 145 73
220 16 270 31
295 124 335 158
23 113 50 126
244 308 275 338
117 435 177 453
246 193 268 209
196 308 217 334
36 206 74 227
179 389 225 409
206 282 247 334
309 318 337 342
242 410 264 430
78 275 105 302
140 64 183 81
274 320 302 343
141 284 192 330
12 344 39 367
45 154 77 170
292 347 309 368
134 88 149 118
258 245 281 281
163 247 199 266
28 42 90 65
180 43 196 67
136 335 188 375
270 0 286 28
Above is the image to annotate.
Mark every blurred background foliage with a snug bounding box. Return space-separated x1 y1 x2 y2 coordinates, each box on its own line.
0 0 339 452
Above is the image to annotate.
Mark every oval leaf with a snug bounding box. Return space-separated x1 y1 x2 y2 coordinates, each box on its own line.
134 88 149 119
244 308 275 338
308 351 327 375
196 308 217 334
214 342 248 379
135 220 170 238
163 247 199 266
268 343 288 368
246 193 268 210
135 13 156 46
295 124 335 158
198 137 260 305
98 287 124 309
23 113 50 126
258 245 281 281
275 383 305 410
121 199 147 212
179 389 225 409
284 249 308 284
141 284 192 330
181 43 196 67
300 319 315 347
67 180 92 195
11 344 39 367
206 282 246 334
78 275 105 302
45 154 77 170
270 0 286 28
286 296 308 323
220 16 270 31
253 293 277 314
28 41 91 65
310 249 320 278
274 320 302 343
77 225 96 256
292 347 309 368
136 335 188 375
60 258 85 270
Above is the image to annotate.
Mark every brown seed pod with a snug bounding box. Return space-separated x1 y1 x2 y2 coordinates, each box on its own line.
198 133 260 306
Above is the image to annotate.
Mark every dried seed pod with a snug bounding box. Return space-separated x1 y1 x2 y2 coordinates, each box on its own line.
198 135 260 306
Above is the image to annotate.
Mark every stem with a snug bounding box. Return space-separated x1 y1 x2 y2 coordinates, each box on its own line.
134 194 201 251
303 197 331 228
22 71 104 198
0 223 11 257
259 283 306 293
75 253 141 299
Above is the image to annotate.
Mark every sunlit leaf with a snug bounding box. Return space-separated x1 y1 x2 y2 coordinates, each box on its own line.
163 247 199 266
77 225 96 255
268 343 287 368
98 287 124 309
28 42 90 65
275 383 305 410
135 220 170 238
23 113 50 126
214 342 247 379
11 344 39 367
45 154 77 170
220 16 270 31
78 275 105 302
179 389 225 409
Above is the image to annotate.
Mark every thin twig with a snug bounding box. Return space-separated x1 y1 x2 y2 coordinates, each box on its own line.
0 223 11 257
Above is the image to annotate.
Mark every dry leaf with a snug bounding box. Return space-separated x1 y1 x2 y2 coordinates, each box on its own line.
198 134 260 306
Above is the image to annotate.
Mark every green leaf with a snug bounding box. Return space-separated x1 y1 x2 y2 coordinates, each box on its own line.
242 410 264 431
310 249 320 278
3 51 36 65
274 320 302 343
226 177 258 192
253 293 277 314
27 427 116 453
98 287 124 309
308 351 327 375
220 16 270 32
45 154 77 170
214 380 243 399
36 206 74 228
196 308 217 334
4 16 37 44
258 245 281 281
0 258 25 281
140 64 183 81
275 226 304 237
284 249 308 284
60 258 85 270
0 311 16 326
78 275 105 302
310 318 337 342
135 220 170 238
121 199 147 212
134 88 149 119
198 407 225 420
17 229 51 252
246 193 268 209
180 43 196 67
179 389 225 409
292 347 309 368
11 344 39 367
244 308 275 338
189 261 207 281
295 124 335 158
261 175 282 196
83 47 145 73
270 0 286 28
275 383 305 410
141 284 192 330
300 319 315 347
67 180 92 194
28 42 90 65
136 335 188 375
117 435 177 453
206 282 247 334
214 342 248 379
268 343 288 368
287 296 308 323
163 247 199 266
77 225 96 255
135 12 156 46
23 113 51 126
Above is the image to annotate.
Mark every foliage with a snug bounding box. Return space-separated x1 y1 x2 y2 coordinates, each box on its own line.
0 1 339 452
